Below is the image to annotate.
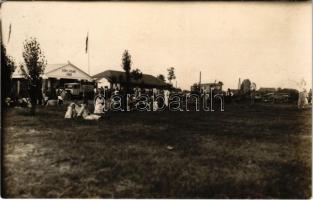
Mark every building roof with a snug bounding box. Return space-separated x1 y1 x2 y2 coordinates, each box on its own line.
200 82 223 86
93 70 168 89
12 61 92 81
12 63 67 78
45 63 68 74
12 66 24 79
44 62 92 81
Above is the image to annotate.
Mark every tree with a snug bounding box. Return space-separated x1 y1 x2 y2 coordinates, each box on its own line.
121 50 132 93
167 67 176 84
240 79 251 95
157 74 165 82
191 83 200 93
21 38 47 115
1 44 16 107
217 81 223 86
131 68 143 80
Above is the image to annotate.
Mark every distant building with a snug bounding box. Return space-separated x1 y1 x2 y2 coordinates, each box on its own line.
191 82 223 93
258 87 276 93
92 70 168 90
229 89 240 95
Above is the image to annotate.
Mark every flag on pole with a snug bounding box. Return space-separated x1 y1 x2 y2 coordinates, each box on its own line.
7 23 11 43
85 32 89 53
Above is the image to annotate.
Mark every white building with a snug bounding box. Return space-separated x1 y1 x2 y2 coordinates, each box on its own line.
12 61 93 97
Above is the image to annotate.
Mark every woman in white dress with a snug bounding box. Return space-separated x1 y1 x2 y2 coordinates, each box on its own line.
78 103 102 120
64 103 77 119
94 95 105 114
164 90 170 107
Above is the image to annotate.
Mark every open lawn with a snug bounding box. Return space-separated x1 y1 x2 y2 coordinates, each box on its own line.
2 103 311 198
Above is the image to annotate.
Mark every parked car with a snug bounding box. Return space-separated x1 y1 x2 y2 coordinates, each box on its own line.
263 93 289 103
64 83 94 99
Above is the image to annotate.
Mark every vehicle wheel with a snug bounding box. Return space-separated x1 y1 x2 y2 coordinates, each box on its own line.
66 93 72 100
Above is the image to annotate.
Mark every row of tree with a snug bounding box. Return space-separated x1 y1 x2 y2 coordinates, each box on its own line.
156 67 176 84
121 50 176 89
2 40 177 115
2 38 46 115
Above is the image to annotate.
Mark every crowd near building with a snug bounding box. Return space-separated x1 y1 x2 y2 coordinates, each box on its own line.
9 59 312 110
10 61 172 102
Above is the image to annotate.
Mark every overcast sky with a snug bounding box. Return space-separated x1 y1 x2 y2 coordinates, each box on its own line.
1 2 311 90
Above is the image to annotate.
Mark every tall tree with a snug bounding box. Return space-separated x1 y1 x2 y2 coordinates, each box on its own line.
21 38 47 115
167 67 176 84
157 74 165 82
121 50 132 93
1 44 16 107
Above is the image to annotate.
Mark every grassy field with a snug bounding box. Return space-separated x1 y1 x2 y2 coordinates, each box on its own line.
2 103 311 198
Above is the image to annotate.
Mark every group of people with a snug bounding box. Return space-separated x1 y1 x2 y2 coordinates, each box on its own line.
64 86 170 120
64 102 102 120
92 86 171 112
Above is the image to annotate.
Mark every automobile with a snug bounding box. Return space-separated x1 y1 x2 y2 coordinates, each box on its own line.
272 93 290 103
254 95 262 101
64 83 95 98
262 93 275 102
263 93 289 103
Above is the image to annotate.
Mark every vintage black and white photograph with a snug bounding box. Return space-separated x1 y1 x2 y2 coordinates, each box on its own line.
1 1 312 198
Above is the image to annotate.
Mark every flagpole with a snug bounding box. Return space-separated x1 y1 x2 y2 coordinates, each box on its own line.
88 31 90 75
88 45 90 75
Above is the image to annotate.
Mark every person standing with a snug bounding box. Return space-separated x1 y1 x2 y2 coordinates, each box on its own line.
94 94 105 114
298 89 308 109
308 89 312 104
164 90 170 107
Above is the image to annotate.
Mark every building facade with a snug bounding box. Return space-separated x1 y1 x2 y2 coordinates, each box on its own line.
11 61 93 97
93 70 168 90
191 82 223 93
